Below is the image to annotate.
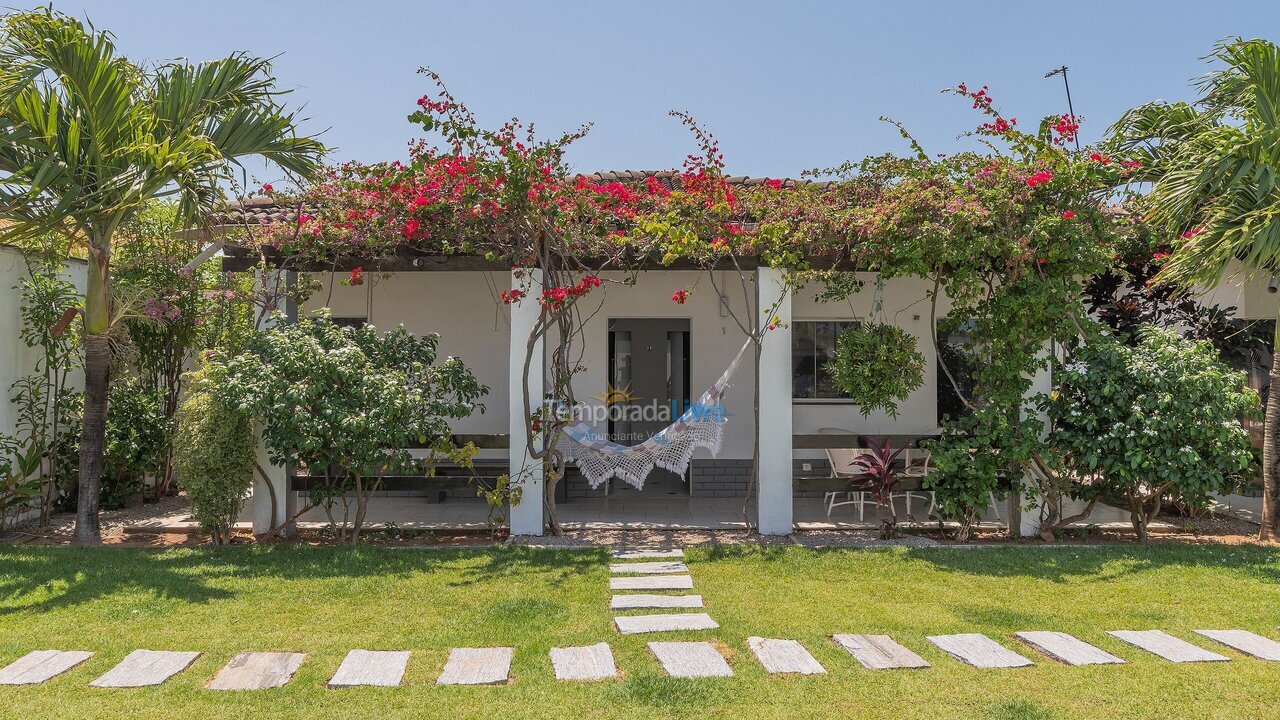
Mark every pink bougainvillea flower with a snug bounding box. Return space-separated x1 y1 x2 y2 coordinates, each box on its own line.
1061 210 1076 219
764 178 783 190
499 289 524 304
1183 227 1204 239
261 183 273 194
348 266 364 286
1088 152 1112 165
671 289 691 304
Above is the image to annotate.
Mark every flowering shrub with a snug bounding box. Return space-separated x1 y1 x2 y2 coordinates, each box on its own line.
206 312 487 542
1048 328 1259 540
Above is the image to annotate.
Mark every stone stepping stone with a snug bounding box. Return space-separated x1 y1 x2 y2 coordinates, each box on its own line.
1014 632 1124 666
615 612 719 635
613 549 684 560
1108 630 1229 663
436 647 513 685
832 634 931 670
1195 630 1280 661
611 594 704 610
747 637 825 675
648 641 733 678
609 561 689 575
610 575 693 591
328 650 411 687
90 650 201 687
207 652 306 690
927 633 1034 668
550 643 617 681
0 650 94 685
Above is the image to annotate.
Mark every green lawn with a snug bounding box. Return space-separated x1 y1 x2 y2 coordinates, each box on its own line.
0 543 1278 719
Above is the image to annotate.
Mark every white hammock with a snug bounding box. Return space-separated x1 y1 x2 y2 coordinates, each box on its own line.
556 338 753 489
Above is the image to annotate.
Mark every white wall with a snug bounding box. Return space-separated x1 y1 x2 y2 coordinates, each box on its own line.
1198 265 1278 321
0 246 87 440
301 269 949 461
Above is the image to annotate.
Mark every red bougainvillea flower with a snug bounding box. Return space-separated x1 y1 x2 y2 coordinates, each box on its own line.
1050 114 1080 145
1121 160 1143 170
979 117 1016 134
1088 152 1112 165
1061 210 1076 219
347 266 364 286
499 289 524 304
402 219 421 238
1025 170 1054 188
1183 227 1204 239
671 289 691 304
1153 251 1170 262
764 178 783 190
261 183 273 194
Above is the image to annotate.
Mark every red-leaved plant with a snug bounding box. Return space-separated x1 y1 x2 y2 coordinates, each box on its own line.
851 439 903 539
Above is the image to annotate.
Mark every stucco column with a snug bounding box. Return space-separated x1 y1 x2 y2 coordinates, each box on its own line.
251 433 289 534
1017 340 1057 538
756 266 793 535
508 268 546 536
251 269 296 535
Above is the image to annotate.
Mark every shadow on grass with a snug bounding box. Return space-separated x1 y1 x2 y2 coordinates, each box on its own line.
693 540 1280 586
0 544 608 616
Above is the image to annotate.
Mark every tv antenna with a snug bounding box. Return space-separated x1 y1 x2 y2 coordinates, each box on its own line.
1045 66 1081 151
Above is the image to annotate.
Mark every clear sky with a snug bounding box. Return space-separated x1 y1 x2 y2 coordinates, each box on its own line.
23 1 1280 186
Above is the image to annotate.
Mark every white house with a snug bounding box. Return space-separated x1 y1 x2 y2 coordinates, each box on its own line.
208 184 1279 538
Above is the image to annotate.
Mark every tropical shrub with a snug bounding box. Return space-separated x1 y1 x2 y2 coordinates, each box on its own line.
1048 328 1259 540
207 312 487 542
0 435 42 531
9 257 82 522
828 322 925 418
173 366 255 544
100 377 169 509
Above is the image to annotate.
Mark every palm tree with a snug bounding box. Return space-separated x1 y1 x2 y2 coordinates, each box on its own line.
0 9 324 544
1109 38 1280 541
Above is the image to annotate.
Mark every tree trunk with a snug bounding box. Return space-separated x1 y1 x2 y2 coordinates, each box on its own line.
877 497 897 540
1260 313 1280 542
1129 492 1149 543
73 243 111 546
73 333 109 545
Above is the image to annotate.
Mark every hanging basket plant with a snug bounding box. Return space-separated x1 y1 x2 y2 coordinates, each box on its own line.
829 322 926 418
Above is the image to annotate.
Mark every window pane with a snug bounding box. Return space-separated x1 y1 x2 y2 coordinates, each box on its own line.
791 322 816 398
815 322 840 398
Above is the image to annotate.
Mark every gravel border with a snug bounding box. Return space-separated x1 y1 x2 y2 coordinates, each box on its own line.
508 528 939 549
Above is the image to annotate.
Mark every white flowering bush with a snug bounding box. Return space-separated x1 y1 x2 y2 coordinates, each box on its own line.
1048 328 1259 540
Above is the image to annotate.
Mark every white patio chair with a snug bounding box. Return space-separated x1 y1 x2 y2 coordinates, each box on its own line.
899 448 936 518
823 446 878 521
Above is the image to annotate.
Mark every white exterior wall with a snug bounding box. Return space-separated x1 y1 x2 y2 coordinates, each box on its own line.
301 269 948 461
0 246 87 440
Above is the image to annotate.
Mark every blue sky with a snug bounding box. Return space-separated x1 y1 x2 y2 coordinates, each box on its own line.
28 1 1280 186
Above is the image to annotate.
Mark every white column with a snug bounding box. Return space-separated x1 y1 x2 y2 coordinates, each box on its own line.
1017 340 1057 538
756 266 793 535
251 434 289 534
251 269 295 535
508 268 546 536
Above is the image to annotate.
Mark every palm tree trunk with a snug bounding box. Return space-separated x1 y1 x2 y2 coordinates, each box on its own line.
72 243 110 546
1260 313 1280 542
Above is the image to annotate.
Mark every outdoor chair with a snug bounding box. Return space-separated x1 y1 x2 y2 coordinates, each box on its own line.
823 446 878 521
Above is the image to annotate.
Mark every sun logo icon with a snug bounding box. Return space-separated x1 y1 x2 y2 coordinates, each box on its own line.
592 382 639 406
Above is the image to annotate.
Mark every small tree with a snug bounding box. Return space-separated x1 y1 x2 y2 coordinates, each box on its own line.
208 313 486 542
172 366 255 544
1049 328 1259 541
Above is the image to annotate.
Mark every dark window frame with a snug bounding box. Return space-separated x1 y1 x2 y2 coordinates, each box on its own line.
791 319 861 403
